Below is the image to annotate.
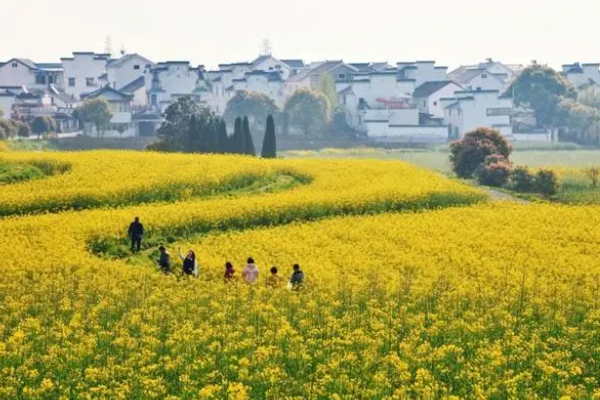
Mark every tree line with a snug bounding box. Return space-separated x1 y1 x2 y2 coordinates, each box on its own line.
148 97 277 158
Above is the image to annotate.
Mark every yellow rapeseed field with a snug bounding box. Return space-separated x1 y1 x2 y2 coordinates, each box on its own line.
0 151 599 399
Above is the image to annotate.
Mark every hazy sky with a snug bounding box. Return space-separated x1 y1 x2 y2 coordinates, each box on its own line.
1 0 597 70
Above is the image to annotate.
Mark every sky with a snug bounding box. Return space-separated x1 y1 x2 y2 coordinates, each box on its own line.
1 0 598 70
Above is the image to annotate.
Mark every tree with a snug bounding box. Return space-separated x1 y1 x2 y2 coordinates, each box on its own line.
18 122 31 138
150 97 222 153
74 98 113 139
243 117 256 156
330 106 353 136
223 90 279 131
231 117 245 154
475 154 512 187
261 115 277 158
557 98 600 146
450 127 513 179
578 86 600 109
217 119 229 153
319 74 337 109
31 116 50 139
284 88 329 138
512 63 576 139
0 104 3 119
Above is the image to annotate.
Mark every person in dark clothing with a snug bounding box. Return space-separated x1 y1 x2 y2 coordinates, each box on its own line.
158 246 171 274
224 262 235 282
128 217 144 253
179 248 198 277
290 264 304 290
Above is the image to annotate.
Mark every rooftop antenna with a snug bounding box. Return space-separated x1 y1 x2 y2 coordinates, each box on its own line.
104 35 113 57
260 39 273 56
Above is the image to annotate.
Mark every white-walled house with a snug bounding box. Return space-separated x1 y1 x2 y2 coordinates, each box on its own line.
442 90 513 139
146 61 207 112
232 71 286 107
448 67 507 92
250 55 294 80
449 59 523 84
397 61 448 88
413 81 464 118
61 52 110 99
81 85 135 137
281 59 307 75
562 63 600 89
309 61 358 87
337 72 416 127
107 53 154 92
0 59 64 89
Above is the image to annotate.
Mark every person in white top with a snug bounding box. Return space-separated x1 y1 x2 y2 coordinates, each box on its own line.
241 258 259 285
179 247 199 278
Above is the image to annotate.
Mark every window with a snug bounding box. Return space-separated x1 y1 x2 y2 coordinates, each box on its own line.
343 95 347 105
68 78 76 87
476 87 481 91
35 75 46 85
433 101 438 106
86 78 95 87
134 65 140 70
48 76 55 84
448 109 452 117
11 62 18 68
151 94 157 106
481 73 488 79
338 73 346 80
269 67 274 71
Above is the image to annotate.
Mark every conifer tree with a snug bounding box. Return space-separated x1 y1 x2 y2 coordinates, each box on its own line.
261 115 277 158
217 119 229 153
243 116 256 156
232 117 245 154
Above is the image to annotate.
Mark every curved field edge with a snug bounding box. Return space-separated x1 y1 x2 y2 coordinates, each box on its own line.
0 159 70 186
90 190 484 258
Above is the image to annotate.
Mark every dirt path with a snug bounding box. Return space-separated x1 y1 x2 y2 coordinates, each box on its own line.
485 188 531 204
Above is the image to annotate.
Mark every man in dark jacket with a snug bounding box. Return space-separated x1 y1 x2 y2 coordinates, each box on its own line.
290 264 304 290
128 217 144 253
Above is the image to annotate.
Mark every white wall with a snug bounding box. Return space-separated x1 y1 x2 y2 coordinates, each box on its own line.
146 62 198 109
107 55 152 90
425 83 463 118
62 53 108 99
444 91 513 137
463 72 507 92
0 95 16 119
0 61 35 87
253 57 293 80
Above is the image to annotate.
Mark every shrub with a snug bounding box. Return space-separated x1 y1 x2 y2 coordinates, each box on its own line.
450 127 513 178
0 119 19 139
475 154 511 187
534 169 559 196
586 166 599 188
510 166 535 192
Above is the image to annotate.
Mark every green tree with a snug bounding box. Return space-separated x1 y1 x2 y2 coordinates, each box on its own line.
512 63 576 139
261 115 277 158
284 88 329 138
223 90 280 131
319 74 337 109
18 122 31 138
578 86 600 109
330 106 353 136
150 97 222 153
557 98 600 146
217 119 229 153
231 117 245 154
242 117 256 156
450 127 513 179
74 98 113 139
31 116 50 139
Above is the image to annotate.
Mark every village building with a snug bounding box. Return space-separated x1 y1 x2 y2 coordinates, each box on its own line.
81 85 135 137
562 62 600 89
61 52 111 100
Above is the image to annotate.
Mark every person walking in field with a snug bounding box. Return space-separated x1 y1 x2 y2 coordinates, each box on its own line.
242 258 259 285
267 266 284 288
224 262 236 282
289 264 305 290
128 217 144 253
179 247 198 278
158 246 171 274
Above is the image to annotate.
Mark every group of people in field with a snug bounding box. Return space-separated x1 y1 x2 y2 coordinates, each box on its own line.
128 217 305 289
